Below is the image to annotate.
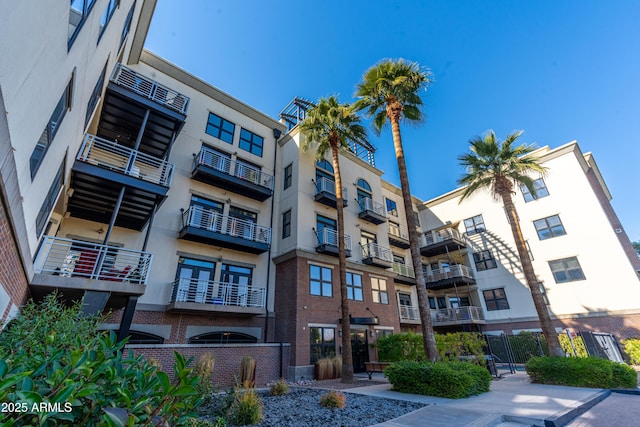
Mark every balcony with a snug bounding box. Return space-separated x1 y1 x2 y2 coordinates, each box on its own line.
69 134 174 229
361 242 393 268
421 227 467 257
399 305 421 324
97 64 189 161
388 223 410 249
167 279 265 315
423 264 476 290
314 177 348 208
31 236 151 304
315 228 352 258
179 206 271 254
391 262 416 284
358 197 387 225
191 147 274 201
432 306 485 325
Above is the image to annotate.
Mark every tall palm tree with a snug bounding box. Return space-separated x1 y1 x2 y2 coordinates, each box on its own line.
458 130 564 357
354 58 438 361
299 96 369 382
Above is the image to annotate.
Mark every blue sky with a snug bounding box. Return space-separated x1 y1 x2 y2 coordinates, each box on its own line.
145 1 640 241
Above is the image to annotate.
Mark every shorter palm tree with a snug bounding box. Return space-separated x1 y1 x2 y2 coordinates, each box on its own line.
299 96 369 382
458 130 564 357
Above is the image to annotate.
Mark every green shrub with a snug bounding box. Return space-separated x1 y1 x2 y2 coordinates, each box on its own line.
436 332 486 364
0 294 203 426
622 338 640 365
559 334 588 357
228 389 262 425
375 332 425 362
384 360 492 399
319 390 346 409
526 356 637 389
376 332 487 363
269 378 289 396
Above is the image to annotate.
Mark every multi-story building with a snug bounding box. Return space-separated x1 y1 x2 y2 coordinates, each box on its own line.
1 0 638 383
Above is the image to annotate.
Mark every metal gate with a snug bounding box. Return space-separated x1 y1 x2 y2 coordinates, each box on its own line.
579 331 624 362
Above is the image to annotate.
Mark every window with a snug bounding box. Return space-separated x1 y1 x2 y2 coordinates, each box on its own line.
473 250 497 271
239 128 264 157
174 257 216 303
282 210 291 239
119 2 135 51
284 163 293 190
190 332 257 344
521 178 550 202
413 211 421 229
31 78 73 179
125 331 164 345
385 198 398 216
549 257 585 283
220 263 253 286
347 272 363 301
205 113 235 144
356 178 372 202
36 160 65 237
85 63 107 127
360 230 377 258
310 327 335 364
69 0 98 47
316 215 337 246
534 215 566 240
98 0 118 42
229 206 257 239
310 264 332 297
464 214 486 235
371 277 388 304
428 297 436 309
483 288 510 311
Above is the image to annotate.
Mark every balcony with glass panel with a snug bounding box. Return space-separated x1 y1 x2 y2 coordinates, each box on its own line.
314 177 348 208
167 279 266 315
191 146 274 201
423 264 476 290
361 242 393 268
432 306 485 326
398 305 421 324
315 228 352 258
388 223 410 249
420 227 467 257
358 197 387 225
391 262 416 284
179 205 271 254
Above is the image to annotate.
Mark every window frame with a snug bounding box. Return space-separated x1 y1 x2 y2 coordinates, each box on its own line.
69 0 99 48
464 214 486 235
85 62 108 128
310 264 333 297
36 159 65 237
483 288 510 311
533 214 566 240
282 210 291 239
346 272 363 301
283 163 293 190
385 198 398 216
473 250 498 271
98 0 118 43
118 1 135 51
549 257 586 283
521 178 550 202
310 327 336 364
239 128 264 157
371 277 388 304
205 112 235 144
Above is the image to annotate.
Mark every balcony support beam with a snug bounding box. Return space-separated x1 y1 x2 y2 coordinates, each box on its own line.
117 296 138 342
103 186 126 245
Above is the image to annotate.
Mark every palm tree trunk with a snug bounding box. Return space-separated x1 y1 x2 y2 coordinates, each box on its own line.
389 117 438 361
501 190 564 357
331 145 354 381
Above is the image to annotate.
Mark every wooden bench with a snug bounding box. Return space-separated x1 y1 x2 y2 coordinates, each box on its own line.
364 361 391 380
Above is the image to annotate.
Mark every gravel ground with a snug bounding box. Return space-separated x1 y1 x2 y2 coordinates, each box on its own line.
200 386 426 427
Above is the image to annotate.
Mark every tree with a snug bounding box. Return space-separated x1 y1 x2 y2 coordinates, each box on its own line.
354 58 438 361
632 241 640 257
458 130 564 357
299 96 369 382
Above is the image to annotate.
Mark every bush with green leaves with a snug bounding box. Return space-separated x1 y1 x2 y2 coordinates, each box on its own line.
375 332 487 364
622 338 640 365
384 361 492 399
0 294 203 426
559 334 588 357
526 356 637 389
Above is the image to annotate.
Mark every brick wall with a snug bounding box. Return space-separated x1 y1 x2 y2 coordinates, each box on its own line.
0 200 29 324
127 343 290 387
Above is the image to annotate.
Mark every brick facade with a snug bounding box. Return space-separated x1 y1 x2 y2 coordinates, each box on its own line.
0 199 29 324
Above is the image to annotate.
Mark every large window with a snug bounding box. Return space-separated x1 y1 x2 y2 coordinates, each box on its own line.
385 198 398 216
371 277 388 304
31 77 73 179
521 178 550 202
282 210 291 239
284 163 293 190
534 215 566 240
549 257 585 283
174 256 216 303
483 288 510 311
119 2 135 50
310 327 335 364
35 160 65 237
473 250 497 271
356 178 372 202
85 63 107 127
205 113 235 144
98 0 118 42
347 272 363 301
310 264 332 297
239 128 264 157
464 214 486 235
190 332 257 344
69 0 98 47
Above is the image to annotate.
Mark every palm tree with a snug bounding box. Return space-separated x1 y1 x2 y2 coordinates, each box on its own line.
458 130 564 357
354 58 438 361
299 96 369 382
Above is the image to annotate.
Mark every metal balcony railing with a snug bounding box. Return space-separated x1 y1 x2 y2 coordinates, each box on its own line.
389 223 409 240
314 177 348 199
424 227 463 246
195 146 274 190
358 197 386 217
77 134 174 186
182 206 271 244
170 279 266 308
316 227 352 251
33 236 152 284
361 242 393 263
392 262 416 278
423 264 474 282
399 305 421 321
432 306 485 323
111 63 190 114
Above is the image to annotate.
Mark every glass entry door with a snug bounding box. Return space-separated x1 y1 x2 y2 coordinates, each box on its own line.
351 331 369 373
176 258 215 303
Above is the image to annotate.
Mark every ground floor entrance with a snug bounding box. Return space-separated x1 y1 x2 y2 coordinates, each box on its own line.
351 330 369 373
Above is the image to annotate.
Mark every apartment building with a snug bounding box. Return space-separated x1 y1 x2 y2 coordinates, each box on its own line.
1 1 639 382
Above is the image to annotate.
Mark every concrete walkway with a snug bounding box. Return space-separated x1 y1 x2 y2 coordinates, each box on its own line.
344 372 617 427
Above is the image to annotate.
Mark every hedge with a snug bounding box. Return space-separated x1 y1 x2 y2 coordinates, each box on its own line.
525 356 637 389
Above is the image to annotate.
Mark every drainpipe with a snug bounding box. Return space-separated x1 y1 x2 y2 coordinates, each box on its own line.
263 128 282 342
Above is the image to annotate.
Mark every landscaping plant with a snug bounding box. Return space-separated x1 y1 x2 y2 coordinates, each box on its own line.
622 338 640 365
269 378 289 396
526 356 637 388
319 390 346 409
228 387 262 425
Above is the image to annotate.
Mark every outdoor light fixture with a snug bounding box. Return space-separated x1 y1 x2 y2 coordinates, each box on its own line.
273 128 282 140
